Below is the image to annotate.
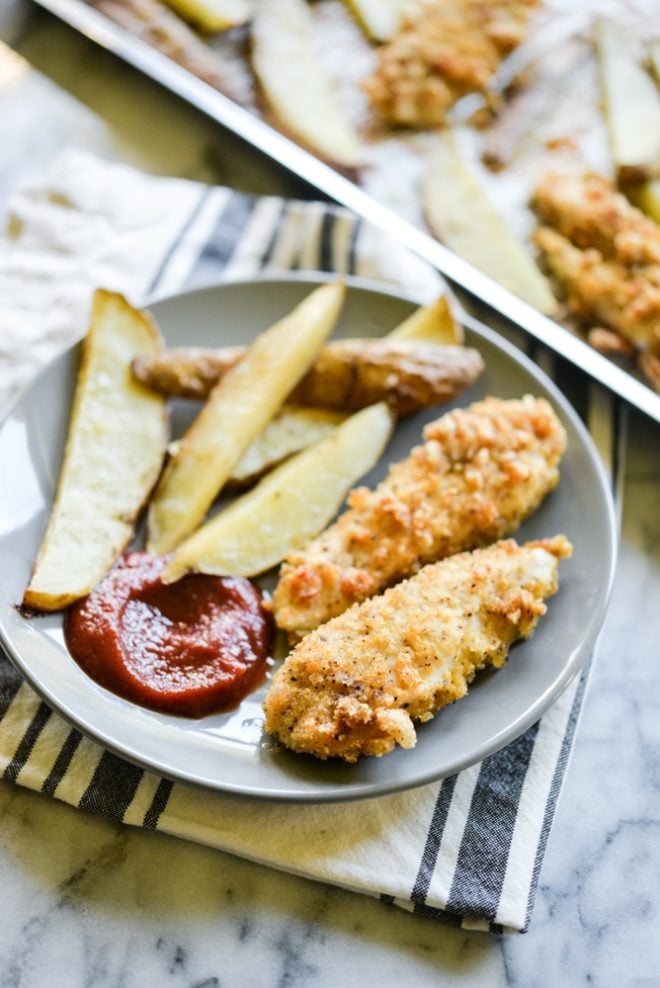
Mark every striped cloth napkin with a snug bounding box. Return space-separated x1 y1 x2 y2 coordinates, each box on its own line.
0 150 623 933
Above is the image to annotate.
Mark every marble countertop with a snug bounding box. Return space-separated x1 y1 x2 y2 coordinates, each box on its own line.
1 4 659 985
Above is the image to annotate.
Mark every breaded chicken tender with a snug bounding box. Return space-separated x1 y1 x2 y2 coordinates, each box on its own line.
532 172 660 383
273 396 566 640
363 0 538 127
532 171 660 268
534 226 660 354
263 535 572 762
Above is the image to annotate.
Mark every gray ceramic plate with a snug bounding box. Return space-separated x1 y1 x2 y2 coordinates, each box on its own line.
0 275 616 802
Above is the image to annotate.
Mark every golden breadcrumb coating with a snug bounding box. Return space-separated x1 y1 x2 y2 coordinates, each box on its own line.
273 395 566 640
264 535 572 762
363 0 539 127
532 173 660 363
534 226 660 355
533 171 660 268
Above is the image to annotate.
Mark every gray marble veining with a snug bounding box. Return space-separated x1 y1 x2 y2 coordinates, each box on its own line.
0 7 659 985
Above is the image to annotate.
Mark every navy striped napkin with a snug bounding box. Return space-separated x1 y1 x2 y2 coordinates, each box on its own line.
0 151 623 933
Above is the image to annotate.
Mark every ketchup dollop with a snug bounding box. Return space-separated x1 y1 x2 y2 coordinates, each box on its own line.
64 552 272 717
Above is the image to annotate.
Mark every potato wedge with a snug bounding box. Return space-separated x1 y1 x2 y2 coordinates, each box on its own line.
230 404 347 487
422 131 557 315
652 43 660 84
162 0 251 32
388 295 463 345
633 179 660 224
251 0 363 168
161 402 395 582
93 0 246 100
147 281 345 554
133 336 482 412
23 291 167 611
628 47 660 224
342 0 405 42
289 338 483 414
133 346 244 400
597 22 660 184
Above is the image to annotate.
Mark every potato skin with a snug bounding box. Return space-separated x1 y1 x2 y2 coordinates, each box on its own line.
133 339 484 414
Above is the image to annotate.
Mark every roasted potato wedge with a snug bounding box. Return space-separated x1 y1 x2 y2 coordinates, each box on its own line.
289 338 483 414
625 45 660 225
92 0 245 99
23 290 167 611
342 0 405 42
229 404 347 486
597 22 660 185
132 295 466 396
162 0 251 32
388 295 463 345
147 281 345 554
633 179 660 224
251 0 363 168
133 346 244 401
161 402 395 582
134 336 482 413
652 42 660 85
166 404 346 486
423 131 557 315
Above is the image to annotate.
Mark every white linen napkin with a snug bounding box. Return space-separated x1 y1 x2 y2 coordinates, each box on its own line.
0 150 622 933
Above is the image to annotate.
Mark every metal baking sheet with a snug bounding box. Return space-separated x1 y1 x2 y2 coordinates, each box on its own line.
29 0 660 423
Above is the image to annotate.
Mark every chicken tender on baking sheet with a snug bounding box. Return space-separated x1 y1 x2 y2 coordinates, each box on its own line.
532 171 660 267
363 0 539 127
534 226 660 355
263 536 572 762
273 396 566 640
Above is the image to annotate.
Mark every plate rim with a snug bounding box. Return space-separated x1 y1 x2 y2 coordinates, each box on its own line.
0 272 618 802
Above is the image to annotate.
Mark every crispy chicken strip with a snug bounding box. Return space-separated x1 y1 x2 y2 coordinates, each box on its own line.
532 172 660 267
273 395 566 640
133 340 484 414
363 0 539 127
264 535 572 762
534 226 660 354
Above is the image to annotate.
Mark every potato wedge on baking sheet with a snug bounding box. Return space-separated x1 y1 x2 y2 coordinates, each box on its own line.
342 0 405 42
388 295 463 345
652 43 660 84
633 179 660 224
161 402 395 582
147 281 344 554
597 22 660 185
251 0 363 168
423 131 556 315
229 404 347 487
93 0 252 103
162 0 251 32
23 290 167 611
623 45 660 224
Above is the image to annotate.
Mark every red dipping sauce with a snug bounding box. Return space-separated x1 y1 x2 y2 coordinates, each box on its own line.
64 552 272 717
